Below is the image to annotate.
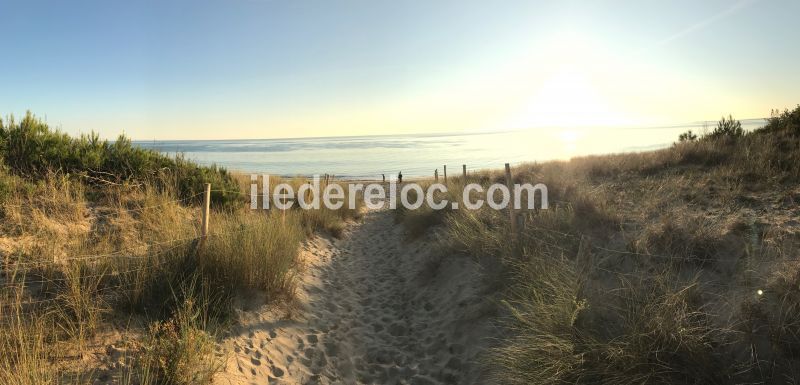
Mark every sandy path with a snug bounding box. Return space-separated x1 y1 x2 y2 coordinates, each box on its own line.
215 208 498 385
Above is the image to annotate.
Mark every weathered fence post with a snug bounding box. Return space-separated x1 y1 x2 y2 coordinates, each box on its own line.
577 235 592 277
505 163 518 254
443 165 447 184
462 164 467 181
435 169 438 182
199 183 211 250
282 191 286 225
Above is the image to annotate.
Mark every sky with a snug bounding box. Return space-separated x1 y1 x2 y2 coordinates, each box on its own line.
1 0 798 140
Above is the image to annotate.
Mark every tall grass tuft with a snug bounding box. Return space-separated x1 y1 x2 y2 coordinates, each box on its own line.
202 212 303 300
136 277 225 385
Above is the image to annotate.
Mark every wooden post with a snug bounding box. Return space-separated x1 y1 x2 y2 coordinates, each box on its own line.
443 165 447 184
462 164 467 181
281 192 286 225
505 163 518 253
201 183 211 246
577 235 592 277
435 169 438 182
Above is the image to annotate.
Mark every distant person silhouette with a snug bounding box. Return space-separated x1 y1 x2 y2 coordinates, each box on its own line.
398 172 403 184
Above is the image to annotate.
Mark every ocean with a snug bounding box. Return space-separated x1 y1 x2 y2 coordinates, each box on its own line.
133 119 766 179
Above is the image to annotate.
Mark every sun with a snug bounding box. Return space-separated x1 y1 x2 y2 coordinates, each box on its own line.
558 129 579 143
512 69 628 129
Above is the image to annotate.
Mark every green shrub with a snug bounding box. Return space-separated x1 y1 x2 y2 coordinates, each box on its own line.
0 111 241 208
678 130 698 142
709 115 744 139
139 278 223 385
757 105 800 136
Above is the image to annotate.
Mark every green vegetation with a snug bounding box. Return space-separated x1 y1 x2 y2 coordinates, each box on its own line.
678 129 697 142
709 114 744 139
0 111 241 208
135 279 226 385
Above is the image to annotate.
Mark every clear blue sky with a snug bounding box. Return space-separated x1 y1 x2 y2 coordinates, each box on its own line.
1 0 798 139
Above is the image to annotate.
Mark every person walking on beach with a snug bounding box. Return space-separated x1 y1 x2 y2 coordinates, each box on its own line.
398 171 403 184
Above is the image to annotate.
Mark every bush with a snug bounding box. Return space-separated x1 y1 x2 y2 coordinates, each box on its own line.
0 111 241 208
139 279 223 385
709 115 744 139
678 130 698 142
757 105 800 136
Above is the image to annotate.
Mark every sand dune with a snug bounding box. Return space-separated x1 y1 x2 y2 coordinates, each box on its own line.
214 208 498 385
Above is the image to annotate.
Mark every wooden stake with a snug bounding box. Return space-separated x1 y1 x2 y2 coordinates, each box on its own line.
505 163 518 252
443 165 447 184
462 164 467 180
200 183 211 251
435 169 438 182
577 235 592 276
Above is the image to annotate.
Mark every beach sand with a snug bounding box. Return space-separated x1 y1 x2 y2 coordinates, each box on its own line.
214 207 498 385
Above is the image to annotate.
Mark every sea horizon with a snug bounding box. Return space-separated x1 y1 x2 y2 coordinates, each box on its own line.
133 118 767 178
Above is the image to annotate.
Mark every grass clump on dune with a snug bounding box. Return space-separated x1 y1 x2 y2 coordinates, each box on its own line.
132 278 226 385
202 212 303 299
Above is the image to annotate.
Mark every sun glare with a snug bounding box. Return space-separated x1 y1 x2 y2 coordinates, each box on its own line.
509 69 627 129
495 29 643 132
558 129 579 143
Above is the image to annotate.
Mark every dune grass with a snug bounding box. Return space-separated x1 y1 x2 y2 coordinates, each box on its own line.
397 106 800 383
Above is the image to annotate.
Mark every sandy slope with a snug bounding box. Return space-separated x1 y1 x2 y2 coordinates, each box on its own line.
214 208 498 385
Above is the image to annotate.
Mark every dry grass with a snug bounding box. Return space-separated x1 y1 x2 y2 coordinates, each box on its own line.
134 278 225 385
202 212 302 300
0 167 357 383
396 110 800 383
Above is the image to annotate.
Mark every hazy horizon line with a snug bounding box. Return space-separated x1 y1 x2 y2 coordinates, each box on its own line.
126 117 769 143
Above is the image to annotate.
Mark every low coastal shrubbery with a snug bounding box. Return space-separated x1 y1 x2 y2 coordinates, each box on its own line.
709 114 744 139
0 111 241 208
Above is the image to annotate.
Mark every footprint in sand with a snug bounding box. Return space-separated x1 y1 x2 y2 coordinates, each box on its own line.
216 208 496 385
